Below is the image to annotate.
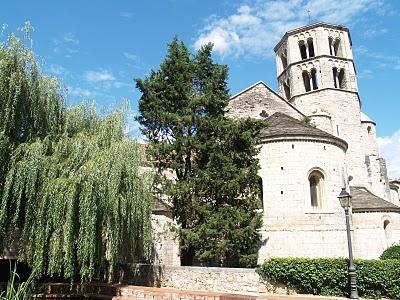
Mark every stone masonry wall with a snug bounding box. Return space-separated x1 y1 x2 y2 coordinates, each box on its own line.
257 139 349 262
119 265 292 296
161 266 270 296
151 214 180 266
352 212 400 259
226 82 303 120
291 90 391 199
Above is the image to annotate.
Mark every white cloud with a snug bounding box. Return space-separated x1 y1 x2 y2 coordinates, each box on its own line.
357 69 374 79
63 32 79 44
53 32 79 57
194 0 386 57
123 52 148 70
67 86 97 98
353 46 400 71
124 52 139 61
49 64 67 76
83 70 116 82
378 130 400 179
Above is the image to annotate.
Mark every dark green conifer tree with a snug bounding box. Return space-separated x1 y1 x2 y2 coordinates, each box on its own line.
136 38 264 267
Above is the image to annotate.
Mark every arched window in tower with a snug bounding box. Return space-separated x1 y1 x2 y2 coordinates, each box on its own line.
338 68 346 89
283 79 291 99
328 37 334 55
311 68 318 90
309 170 324 209
332 67 338 88
299 41 307 60
280 51 288 70
302 71 311 92
307 38 315 57
334 38 342 57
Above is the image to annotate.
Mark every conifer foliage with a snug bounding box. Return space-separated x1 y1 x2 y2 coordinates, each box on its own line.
0 27 152 282
136 38 264 267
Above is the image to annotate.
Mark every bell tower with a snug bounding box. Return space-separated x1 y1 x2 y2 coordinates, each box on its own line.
274 23 375 194
274 22 358 104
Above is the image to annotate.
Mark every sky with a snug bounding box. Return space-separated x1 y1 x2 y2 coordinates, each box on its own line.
1 0 399 177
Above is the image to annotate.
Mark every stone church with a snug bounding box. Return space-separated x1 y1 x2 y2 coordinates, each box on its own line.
225 22 400 263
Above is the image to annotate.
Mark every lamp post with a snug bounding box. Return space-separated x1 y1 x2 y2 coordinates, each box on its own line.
338 188 359 299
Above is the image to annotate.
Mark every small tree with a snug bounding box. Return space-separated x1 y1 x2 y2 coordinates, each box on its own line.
136 38 264 266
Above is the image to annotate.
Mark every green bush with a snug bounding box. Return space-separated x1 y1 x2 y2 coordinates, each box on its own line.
380 244 400 260
257 257 400 299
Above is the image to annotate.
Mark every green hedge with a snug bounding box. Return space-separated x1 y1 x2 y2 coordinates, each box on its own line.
380 244 400 260
257 258 400 299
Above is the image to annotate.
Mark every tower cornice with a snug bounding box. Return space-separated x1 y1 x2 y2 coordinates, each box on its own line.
277 54 356 79
274 22 352 52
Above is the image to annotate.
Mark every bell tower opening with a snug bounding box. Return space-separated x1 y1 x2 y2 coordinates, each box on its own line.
302 71 311 92
283 80 291 99
299 41 307 60
307 38 315 57
311 68 318 90
334 38 342 57
280 50 288 70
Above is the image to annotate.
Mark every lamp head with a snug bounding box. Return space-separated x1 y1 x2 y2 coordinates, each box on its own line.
338 188 351 208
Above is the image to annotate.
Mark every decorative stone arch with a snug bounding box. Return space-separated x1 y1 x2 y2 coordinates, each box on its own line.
307 168 326 209
332 66 347 89
326 29 346 57
296 31 316 60
381 215 393 239
298 62 320 92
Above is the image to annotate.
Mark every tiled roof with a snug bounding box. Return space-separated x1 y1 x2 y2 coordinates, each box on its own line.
350 186 400 213
360 112 375 124
260 113 347 149
152 197 172 215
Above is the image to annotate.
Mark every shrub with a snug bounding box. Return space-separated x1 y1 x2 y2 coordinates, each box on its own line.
257 257 400 299
380 244 400 260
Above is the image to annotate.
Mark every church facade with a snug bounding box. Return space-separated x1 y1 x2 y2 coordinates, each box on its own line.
227 22 400 262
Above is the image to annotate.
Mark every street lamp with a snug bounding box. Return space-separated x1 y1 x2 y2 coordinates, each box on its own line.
338 188 359 299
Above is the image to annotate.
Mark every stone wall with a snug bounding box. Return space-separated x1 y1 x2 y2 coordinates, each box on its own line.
119 265 280 296
118 265 300 296
257 138 349 262
353 212 400 259
151 213 180 266
161 266 271 296
226 82 303 121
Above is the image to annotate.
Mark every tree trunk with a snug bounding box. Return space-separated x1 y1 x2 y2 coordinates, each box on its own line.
180 246 194 266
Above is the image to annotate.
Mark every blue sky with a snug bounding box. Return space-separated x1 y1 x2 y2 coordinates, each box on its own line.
1 0 399 177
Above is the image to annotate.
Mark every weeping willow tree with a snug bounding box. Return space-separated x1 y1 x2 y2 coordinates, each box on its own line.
0 25 152 282
0 23 64 191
